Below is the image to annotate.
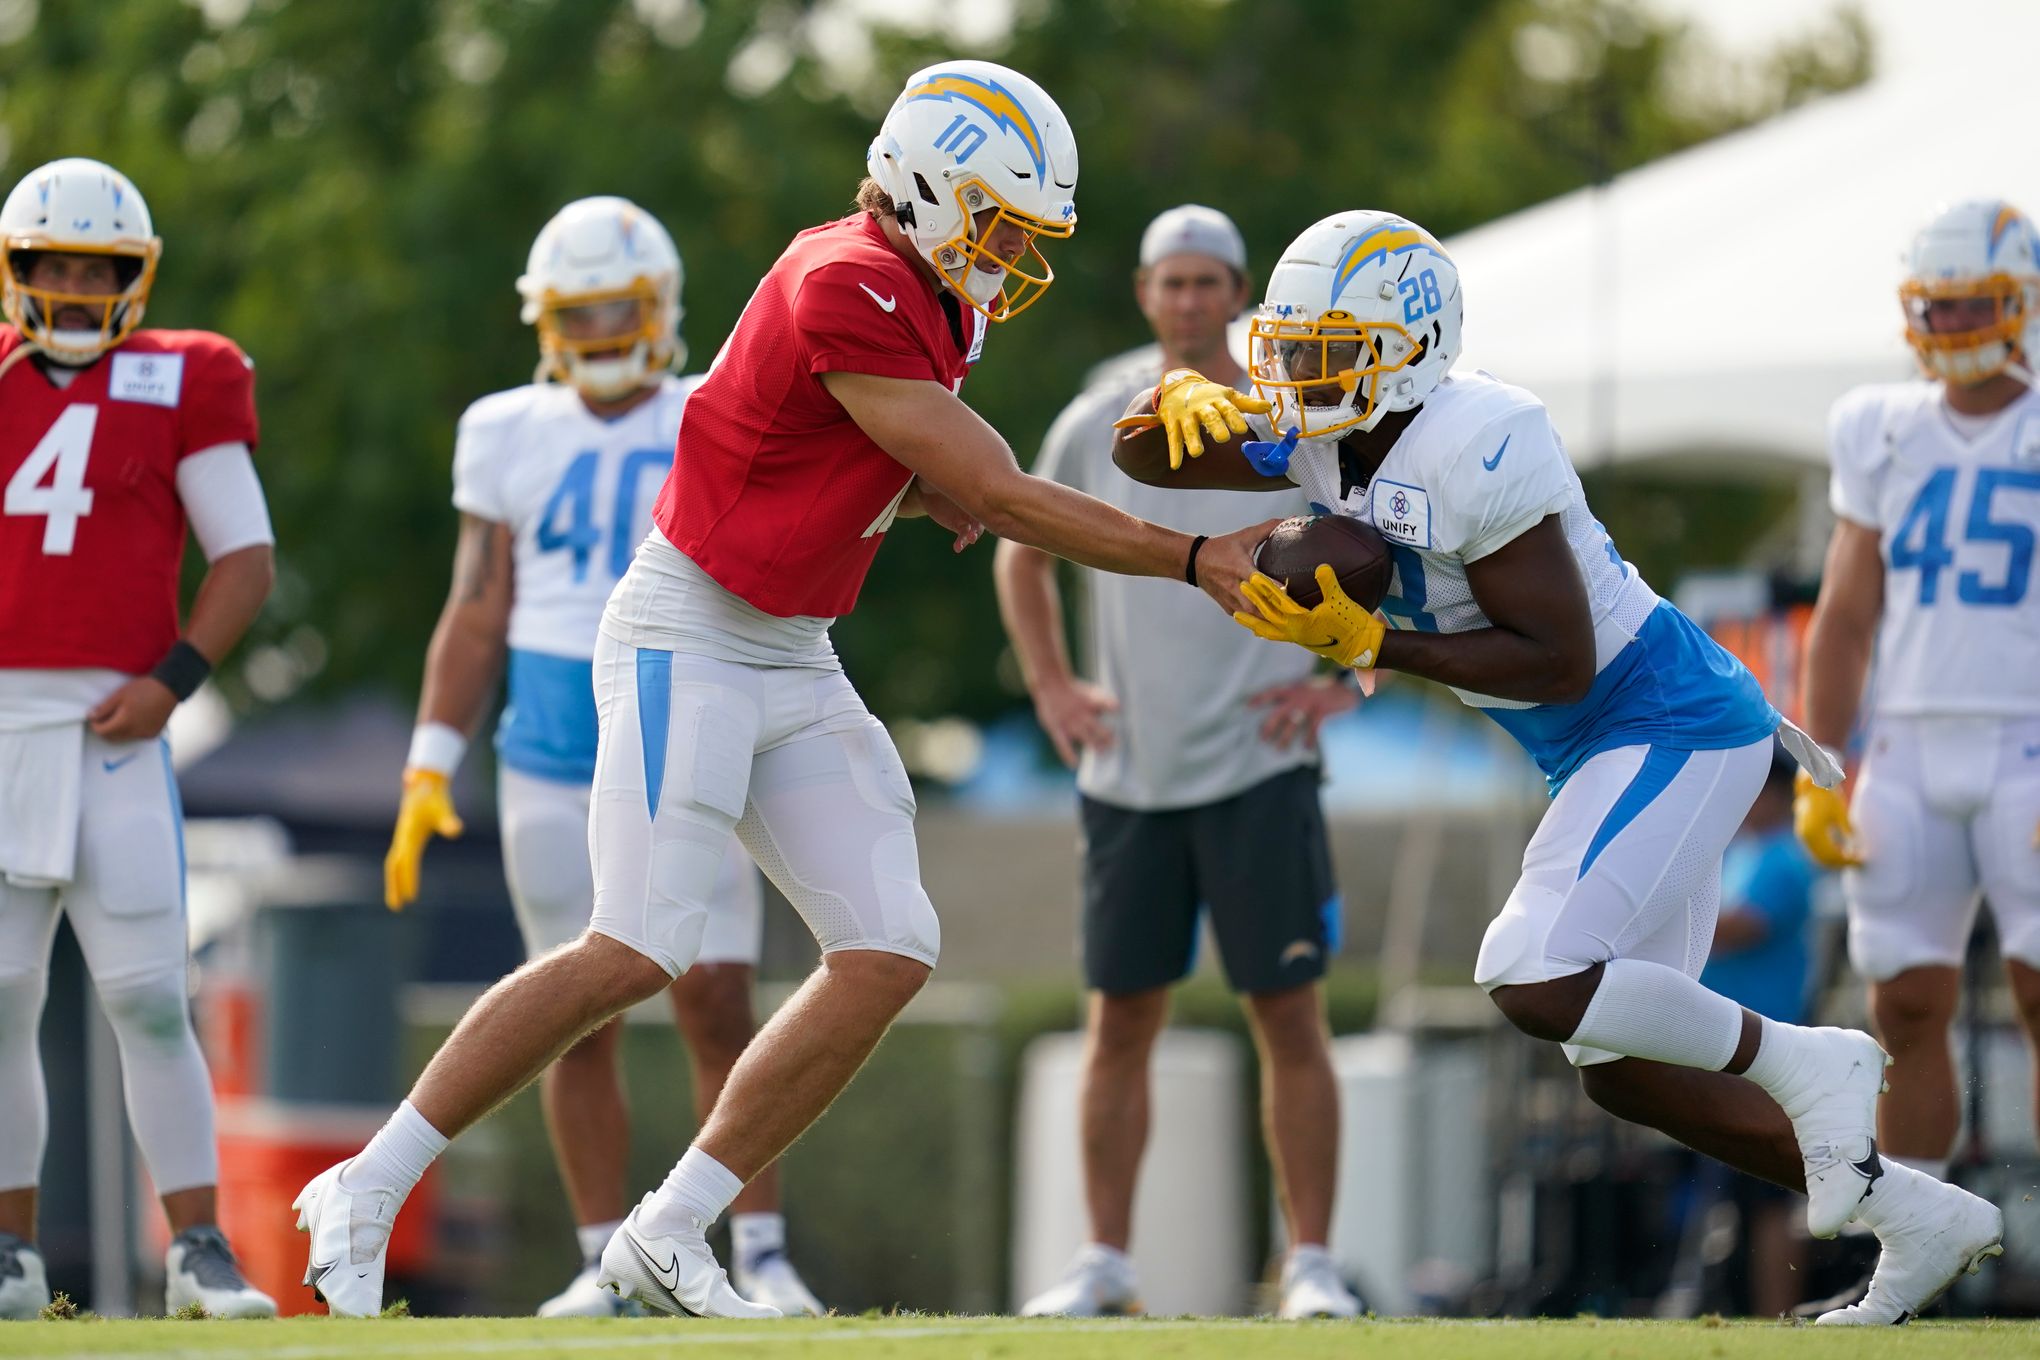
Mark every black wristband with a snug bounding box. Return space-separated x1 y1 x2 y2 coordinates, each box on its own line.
1184 534 1209 586
149 639 212 702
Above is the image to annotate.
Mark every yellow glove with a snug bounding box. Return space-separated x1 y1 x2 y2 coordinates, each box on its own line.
384 768 464 910
1793 768 1863 869
1234 565 1386 670
1111 368 1273 470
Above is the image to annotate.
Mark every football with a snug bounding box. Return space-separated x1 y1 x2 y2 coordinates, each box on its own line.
1255 514 1393 610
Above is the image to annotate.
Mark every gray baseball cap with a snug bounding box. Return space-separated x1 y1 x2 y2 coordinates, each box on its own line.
1139 204 1246 271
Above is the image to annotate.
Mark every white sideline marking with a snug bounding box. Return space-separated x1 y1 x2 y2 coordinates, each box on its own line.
36 1316 1281 1360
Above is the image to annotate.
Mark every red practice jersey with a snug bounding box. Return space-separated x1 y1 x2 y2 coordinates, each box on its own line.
653 213 986 618
0 327 259 674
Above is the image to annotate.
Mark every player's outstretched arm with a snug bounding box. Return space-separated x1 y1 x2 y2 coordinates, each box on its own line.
820 370 1272 613
386 513 513 909
1377 515 1597 705
1111 382 1288 491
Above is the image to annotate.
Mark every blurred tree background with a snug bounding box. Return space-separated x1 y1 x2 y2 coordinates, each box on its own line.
0 0 1868 728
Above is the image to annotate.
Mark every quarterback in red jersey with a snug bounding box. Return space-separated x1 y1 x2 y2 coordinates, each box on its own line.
297 60 1273 1319
0 158 276 1319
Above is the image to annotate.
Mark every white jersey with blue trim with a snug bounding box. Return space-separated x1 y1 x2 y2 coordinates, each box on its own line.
1286 370 1660 703
452 374 701 782
1828 379 2040 718
453 374 700 659
1285 370 1776 785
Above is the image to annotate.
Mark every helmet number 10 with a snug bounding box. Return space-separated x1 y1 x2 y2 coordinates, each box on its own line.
1399 269 1444 326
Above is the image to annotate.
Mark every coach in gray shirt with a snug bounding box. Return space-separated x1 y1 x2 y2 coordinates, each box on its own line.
995 206 1359 1321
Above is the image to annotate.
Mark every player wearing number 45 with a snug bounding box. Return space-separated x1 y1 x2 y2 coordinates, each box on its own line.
297 60 1269 1322
379 196 823 1317
1797 201 2040 1203
0 158 276 1319
1116 209 2005 1325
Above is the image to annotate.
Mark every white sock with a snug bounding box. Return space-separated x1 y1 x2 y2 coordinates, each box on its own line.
1565 958 1743 1071
730 1212 785 1270
1740 1017 1834 1116
577 1218 622 1266
1888 1155 1949 1181
339 1100 447 1198
640 1146 743 1238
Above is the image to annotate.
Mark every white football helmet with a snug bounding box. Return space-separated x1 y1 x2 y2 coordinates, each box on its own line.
1900 199 2040 385
517 196 683 399
866 59 1078 321
0 157 162 365
1249 210 1462 440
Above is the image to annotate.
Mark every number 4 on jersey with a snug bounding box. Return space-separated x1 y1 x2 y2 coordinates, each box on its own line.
4 405 98 555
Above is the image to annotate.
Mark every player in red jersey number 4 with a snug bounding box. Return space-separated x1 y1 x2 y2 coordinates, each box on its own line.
295 60 1271 1318
0 158 277 1319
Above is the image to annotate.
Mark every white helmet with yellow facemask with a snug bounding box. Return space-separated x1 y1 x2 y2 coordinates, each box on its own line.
0 157 163 365
517 196 683 400
866 59 1078 322
1901 199 2040 387
1250 210 1462 444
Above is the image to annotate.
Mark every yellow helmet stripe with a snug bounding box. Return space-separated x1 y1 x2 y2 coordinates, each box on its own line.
904 72 1046 178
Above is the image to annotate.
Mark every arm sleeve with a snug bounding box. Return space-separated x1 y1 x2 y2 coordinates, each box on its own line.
175 442 274 560
451 405 508 523
1826 389 1884 529
793 266 943 382
178 339 259 456
1438 407 1574 562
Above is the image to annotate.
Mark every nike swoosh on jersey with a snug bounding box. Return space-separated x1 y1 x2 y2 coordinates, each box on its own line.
102 752 141 773
857 283 898 313
1482 435 1511 471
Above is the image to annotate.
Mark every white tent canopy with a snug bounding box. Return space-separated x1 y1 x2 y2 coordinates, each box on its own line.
1447 0 2039 472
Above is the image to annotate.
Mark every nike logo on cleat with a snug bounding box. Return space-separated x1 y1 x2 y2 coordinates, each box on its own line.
857 283 898 313
630 1237 683 1294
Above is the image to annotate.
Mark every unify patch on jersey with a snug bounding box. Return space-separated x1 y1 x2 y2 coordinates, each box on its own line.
1370 479 1432 548
108 352 184 408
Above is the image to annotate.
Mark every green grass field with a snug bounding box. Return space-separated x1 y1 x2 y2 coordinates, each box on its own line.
2 1315 2036 1360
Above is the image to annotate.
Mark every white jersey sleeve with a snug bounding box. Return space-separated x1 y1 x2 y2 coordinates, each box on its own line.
1826 382 1919 529
451 388 523 524
1428 403 1574 562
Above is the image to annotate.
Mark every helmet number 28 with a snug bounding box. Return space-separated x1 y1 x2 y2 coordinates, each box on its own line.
1398 270 1444 326
4 404 98 556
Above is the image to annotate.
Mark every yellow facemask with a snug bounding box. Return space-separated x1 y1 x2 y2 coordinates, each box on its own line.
1247 308 1419 439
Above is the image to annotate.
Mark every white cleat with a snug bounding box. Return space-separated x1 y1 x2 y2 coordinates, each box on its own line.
1816 1177 2004 1325
165 1226 277 1318
293 1161 401 1318
1018 1244 1142 1318
1278 1247 1361 1319
733 1250 826 1317
1781 1028 1892 1238
0 1235 50 1321
595 1203 780 1319
537 1261 642 1318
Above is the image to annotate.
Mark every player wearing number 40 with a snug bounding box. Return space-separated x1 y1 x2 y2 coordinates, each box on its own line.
1797 200 2040 1198
1116 208 2005 1324
381 196 825 1319
0 158 277 1319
